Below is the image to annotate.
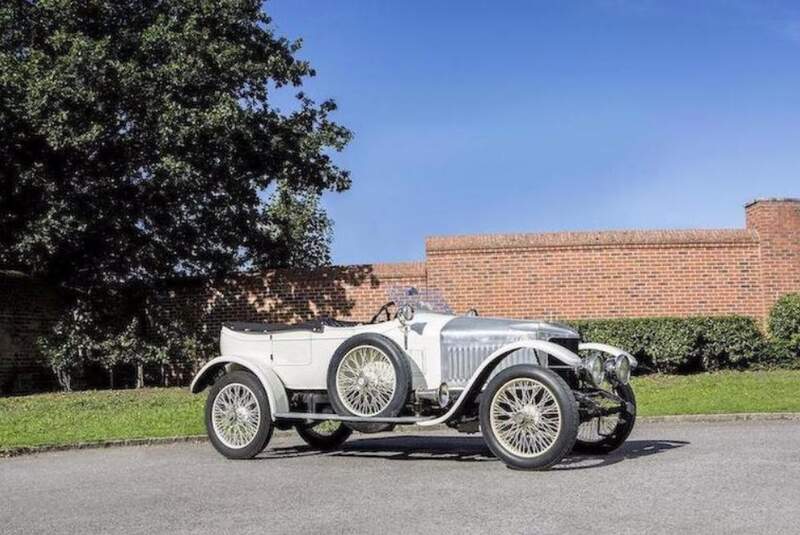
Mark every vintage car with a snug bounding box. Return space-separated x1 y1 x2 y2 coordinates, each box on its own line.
190 293 637 470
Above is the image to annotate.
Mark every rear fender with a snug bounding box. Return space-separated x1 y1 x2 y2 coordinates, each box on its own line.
190 356 289 420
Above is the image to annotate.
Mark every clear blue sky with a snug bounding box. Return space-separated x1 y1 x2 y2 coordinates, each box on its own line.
268 0 800 265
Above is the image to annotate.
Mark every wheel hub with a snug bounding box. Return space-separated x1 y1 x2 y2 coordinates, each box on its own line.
513 405 542 426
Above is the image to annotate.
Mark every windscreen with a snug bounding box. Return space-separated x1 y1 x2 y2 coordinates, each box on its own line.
385 286 453 314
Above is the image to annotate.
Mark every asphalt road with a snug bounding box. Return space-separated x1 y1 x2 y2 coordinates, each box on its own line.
2 420 798 535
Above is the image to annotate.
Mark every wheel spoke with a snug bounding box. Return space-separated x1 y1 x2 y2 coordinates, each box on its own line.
211 383 261 449
335 345 397 417
489 377 563 458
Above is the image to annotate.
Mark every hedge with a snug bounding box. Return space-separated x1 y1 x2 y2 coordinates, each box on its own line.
767 293 800 368
572 316 769 374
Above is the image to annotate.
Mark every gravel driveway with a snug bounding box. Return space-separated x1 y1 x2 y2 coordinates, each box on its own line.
1 420 798 534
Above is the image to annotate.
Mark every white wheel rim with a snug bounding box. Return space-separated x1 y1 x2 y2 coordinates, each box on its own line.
212 383 261 449
489 378 562 458
336 345 396 416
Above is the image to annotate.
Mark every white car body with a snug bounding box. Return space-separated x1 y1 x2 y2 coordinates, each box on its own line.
191 308 635 427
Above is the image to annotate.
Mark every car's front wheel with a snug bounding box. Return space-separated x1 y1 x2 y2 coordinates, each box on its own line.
479 365 578 470
205 370 273 459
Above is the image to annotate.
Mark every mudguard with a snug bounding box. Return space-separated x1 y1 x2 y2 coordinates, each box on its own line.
190 356 290 419
417 339 583 427
579 342 638 368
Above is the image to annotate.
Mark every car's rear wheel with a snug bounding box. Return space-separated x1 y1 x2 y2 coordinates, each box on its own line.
205 370 273 459
574 383 636 454
327 333 411 433
480 365 578 470
295 420 353 450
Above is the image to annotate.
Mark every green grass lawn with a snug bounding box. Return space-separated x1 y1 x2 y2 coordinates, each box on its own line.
1 370 799 451
632 370 800 416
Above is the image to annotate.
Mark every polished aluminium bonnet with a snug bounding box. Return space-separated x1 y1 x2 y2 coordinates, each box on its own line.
439 316 580 386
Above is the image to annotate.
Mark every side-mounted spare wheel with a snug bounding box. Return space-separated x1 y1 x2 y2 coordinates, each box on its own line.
205 370 274 459
480 364 579 470
327 333 412 433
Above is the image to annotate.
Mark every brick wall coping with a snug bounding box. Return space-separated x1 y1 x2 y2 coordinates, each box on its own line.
744 197 800 208
426 228 758 253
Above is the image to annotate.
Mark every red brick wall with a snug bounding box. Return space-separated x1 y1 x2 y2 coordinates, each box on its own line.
2 199 799 393
426 229 763 320
155 199 799 329
0 272 61 394
745 199 800 318
156 262 427 333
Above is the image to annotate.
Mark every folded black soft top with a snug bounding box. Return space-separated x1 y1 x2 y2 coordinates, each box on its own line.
223 317 361 334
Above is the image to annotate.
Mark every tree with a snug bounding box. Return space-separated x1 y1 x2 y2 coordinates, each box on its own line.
3 1 352 389
1 0 351 292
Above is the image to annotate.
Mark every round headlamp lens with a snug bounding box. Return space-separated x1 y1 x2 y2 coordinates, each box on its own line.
614 355 631 385
583 354 605 386
397 304 415 324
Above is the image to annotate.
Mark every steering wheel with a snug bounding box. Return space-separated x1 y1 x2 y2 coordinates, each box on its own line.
369 301 395 324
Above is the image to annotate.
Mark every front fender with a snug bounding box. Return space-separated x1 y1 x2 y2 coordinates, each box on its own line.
417 339 582 427
579 342 638 368
190 356 289 419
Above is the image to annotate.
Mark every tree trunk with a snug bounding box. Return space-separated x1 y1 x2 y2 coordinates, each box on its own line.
58 369 72 392
137 364 144 388
108 368 114 389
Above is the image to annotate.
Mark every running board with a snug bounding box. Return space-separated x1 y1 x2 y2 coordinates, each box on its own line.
273 412 432 424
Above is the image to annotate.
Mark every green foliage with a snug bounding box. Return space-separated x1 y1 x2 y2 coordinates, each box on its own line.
5 1 351 391
39 297 216 391
37 304 98 391
573 316 767 373
768 294 800 359
1 0 351 291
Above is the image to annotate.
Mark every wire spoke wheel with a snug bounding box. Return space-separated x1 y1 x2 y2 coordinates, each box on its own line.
335 345 397 416
211 383 261 449
489 378 562 458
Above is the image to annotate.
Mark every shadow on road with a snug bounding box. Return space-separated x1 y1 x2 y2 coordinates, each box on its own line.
261 435 689 470
555 439 690 470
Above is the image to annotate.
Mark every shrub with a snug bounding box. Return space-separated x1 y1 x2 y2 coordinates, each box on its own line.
572 316 767 374
37 305 98 392
766 294 800 368
769 294 800 353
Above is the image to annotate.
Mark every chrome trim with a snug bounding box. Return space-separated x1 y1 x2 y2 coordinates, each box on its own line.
275 412 427 424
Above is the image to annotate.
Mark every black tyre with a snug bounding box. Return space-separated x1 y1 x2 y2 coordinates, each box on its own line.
479 365 579 471
327 333 411 434
295 420 353 450
205 370 274 459
574 383 636 454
